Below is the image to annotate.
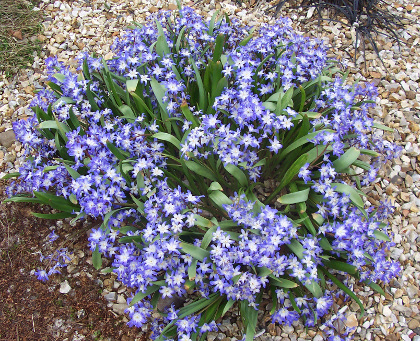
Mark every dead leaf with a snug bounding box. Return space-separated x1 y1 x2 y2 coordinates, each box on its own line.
12 30 23 40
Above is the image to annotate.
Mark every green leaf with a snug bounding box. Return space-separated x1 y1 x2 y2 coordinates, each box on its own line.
178 293 220 319
212 34 225 63
287 239 304 259
265 154 308 204
184 160 218 182
201 225 218 249
126 79 139 92
364 281 386 296
1 172 20 180
238 28 255 46
38 120 70 134
320 267 365 317
106 141 130 160
332 182 364 207
119 104 136 120
92 246 102 270
373 122 393 132
180 242 210 262
3 196 43 204
217 300 235 320
333 147 360 172
180 102 200 128
305 279 323 298
224 163 248 187
150 77 171 132
360 149 379 157
194 214 215 229
323 260 357 275
280 130 333 157
239 293 260 341
373 229 391 242
129 285 160 307
63 163 81 179
209 190 233 209
257 267 273 277
31 212 76 219
33 191 78 213
101 267 116 274
190 58 207 111
208 182 223 192
152 132 181 150
175 25 187 53
269 275 298 288
277 188 310 204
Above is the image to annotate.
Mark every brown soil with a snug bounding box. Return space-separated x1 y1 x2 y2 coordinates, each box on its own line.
0 181 146 341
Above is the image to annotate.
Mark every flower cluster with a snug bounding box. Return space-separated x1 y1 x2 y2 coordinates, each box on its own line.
6 7 401 340
33 230 70 282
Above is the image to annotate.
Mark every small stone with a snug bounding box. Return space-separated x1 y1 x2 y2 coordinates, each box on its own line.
390 175 403 185
406 90 417 100
117 295 126 304
382 305 392 317
38 34 46 42
345 313 358 328
167 3 177 10
0 130 16 148
55 33 65 43
76 309 86 319
370 71 382 78
149 6 159 12
409 121 419 132
104 292 116 302
59 280 72 294
408 319 420 330
406 4 414 10
407 285 418 299
24 86 34 95
394 289 404 298
112 303 128 315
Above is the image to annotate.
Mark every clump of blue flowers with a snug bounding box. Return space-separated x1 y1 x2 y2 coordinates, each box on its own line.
4 6 401 340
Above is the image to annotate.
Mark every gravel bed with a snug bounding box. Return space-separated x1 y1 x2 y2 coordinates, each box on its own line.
1 0 419 340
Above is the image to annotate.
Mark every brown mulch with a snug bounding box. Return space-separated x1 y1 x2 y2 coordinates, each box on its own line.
0 181 144 341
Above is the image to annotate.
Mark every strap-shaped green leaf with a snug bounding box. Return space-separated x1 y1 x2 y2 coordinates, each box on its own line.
373 122 393 132
333 147 360 172
224 163 248 187
184 160 218 182
31 212 76 219
63 163 81 179
33 191 78 213
180 242 210 262
280 129 334 157
209 190 233 210
3 196 43 204
323 260 357 274
1 172 20 180
320 267 365 317
177 293 219 319
269 275 298 288
373 229 391 241
265 153 308 204
152 132 181 150
129 285 160 307
106 141 130 160
287 239 304 259
332 182 364 207
277 188 310 204
92 246 102 270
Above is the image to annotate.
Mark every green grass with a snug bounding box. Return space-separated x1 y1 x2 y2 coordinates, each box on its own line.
0 0 44 76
